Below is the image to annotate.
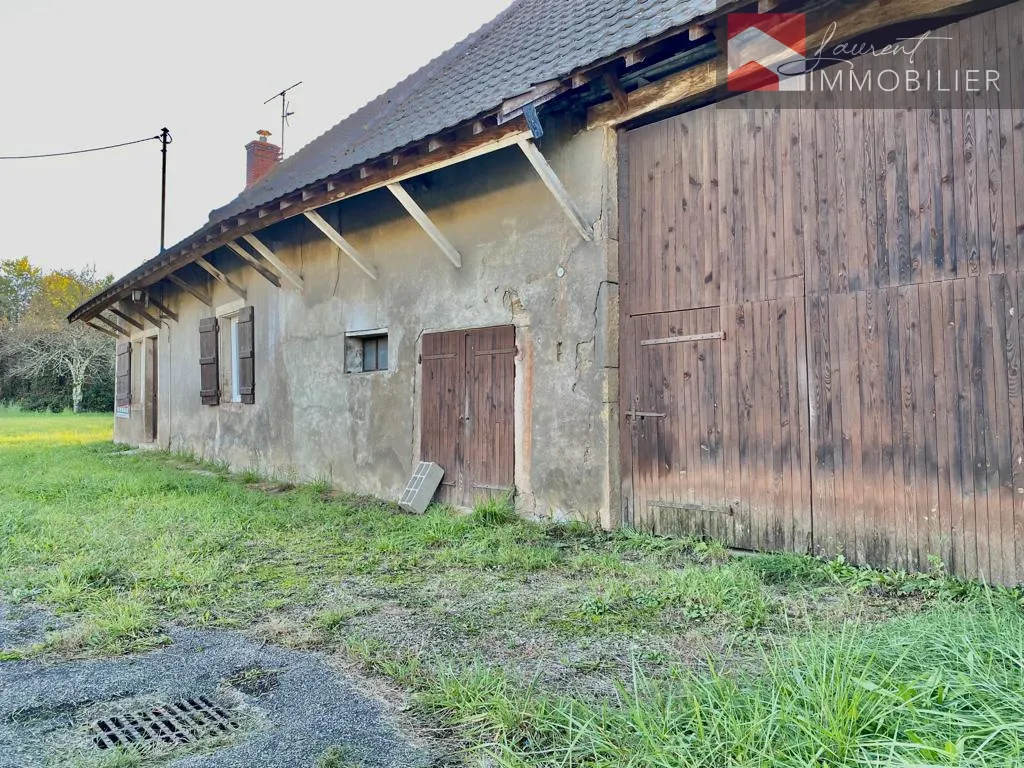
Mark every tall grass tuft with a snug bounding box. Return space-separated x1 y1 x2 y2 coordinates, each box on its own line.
421 598 1024 767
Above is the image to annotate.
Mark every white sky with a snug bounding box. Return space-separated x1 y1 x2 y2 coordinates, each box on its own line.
0 0 514 277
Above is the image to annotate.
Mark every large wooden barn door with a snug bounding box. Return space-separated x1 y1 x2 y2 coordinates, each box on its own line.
620 105 812 552
421 326 515 506
620 0 1024 583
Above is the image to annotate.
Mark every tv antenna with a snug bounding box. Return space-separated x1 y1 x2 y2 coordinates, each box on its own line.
264 81 302 157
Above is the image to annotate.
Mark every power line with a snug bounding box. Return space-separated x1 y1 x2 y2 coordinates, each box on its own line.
0 134 162 160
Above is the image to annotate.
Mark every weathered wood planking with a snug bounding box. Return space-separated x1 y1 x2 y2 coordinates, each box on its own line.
620 0 1024 583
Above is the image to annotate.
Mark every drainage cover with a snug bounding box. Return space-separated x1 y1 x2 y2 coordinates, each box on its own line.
90 695 240 751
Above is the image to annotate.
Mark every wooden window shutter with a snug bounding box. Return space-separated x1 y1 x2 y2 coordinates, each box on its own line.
199 317 220 406
237 305 255 405
115 341 132 408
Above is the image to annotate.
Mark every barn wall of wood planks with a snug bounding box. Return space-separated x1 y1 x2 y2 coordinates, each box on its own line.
618 1 1024 583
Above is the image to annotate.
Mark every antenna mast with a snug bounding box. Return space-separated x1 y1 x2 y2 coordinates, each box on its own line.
264 81 302 157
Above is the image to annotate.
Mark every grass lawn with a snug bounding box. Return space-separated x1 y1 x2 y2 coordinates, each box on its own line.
2 410 1024 767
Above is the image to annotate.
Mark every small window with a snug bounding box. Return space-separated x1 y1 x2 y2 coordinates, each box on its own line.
220 314 242 402
362 335 388 372
345 330 388 373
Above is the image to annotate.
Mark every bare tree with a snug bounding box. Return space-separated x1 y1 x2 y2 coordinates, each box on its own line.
3 323 112 412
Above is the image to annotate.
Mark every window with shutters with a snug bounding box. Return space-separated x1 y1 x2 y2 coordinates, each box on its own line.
203 304 255 407
115 341 132 418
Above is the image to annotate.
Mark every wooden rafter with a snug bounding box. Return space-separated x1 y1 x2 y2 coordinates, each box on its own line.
144 292 178 322
85 320 118 338
194 256 246 300
96 313 128 336
241 234 304 292
302 210 378 281
226 241 282 288
108 307 144 331
167 274 212 306
516 138 594 241
601 71 630 113
127 302 162 329
387 182 462 268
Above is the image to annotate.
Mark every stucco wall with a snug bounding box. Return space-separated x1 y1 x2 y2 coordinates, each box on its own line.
114 119 620 525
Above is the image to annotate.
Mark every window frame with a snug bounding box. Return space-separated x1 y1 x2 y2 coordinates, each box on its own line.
345 328 389 374
215 299 246 404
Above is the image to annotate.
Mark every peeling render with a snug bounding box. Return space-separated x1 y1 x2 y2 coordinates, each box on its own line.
115 118 621 527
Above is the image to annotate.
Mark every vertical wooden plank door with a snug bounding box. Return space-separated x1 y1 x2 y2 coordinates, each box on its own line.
421 326 515 507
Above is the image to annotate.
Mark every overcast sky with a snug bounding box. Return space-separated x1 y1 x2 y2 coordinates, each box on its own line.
0 0 514 277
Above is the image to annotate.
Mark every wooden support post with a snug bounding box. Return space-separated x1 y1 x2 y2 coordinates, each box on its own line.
167 274 213 306
194 256 247 300
85 320 118 338
144 292 178 322
302 210 379 281
108 307 145 331
516 138 594 241
241 234 305 291
95 313 129 336
386 182 462 268
226 241 282 288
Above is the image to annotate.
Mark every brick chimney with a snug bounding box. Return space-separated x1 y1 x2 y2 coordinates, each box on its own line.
245 129 280 188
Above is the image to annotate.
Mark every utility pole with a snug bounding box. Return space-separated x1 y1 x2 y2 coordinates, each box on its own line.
159 127 172 253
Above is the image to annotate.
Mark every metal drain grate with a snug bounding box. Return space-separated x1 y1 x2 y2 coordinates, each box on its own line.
90 695 239 750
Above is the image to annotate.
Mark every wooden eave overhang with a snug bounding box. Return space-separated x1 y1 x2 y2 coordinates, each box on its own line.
69 0 985 326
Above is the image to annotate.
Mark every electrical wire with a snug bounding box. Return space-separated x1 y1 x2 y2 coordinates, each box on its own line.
0 134 161 160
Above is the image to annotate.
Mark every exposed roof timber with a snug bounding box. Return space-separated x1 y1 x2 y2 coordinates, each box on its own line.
588 59 716 128
687 22 711 40
85 320 118 338
516 138 594 242
602 71 630 113
167 274 212 307
95 313 128 336
387 182 462 269
194 256 247 300
128 302 163 329
497 79 566 125
225 241 283 288
242 234 304 292
107 307 145 331
303 210 378 281
144 292 178 322
69 119 531 323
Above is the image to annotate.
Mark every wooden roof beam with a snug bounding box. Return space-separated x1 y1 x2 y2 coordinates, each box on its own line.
95 313 129 336
387 182 462 269
143 292 178 322
194 256 247 300
85 320 118 338
107 307 145 331
225 241 283 289
302 210 378 281
127 301 163 329
241 234 304 292
516 138 594 241
167 274 212 307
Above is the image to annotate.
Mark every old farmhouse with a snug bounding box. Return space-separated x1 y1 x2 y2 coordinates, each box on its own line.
71 0 1024 584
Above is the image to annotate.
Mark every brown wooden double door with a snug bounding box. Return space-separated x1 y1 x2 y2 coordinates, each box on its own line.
420 326 515 506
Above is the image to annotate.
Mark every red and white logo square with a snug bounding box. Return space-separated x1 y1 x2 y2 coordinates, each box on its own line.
727 13 807 91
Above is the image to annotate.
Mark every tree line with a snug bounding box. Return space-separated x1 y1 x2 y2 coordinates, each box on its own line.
0 257 115 413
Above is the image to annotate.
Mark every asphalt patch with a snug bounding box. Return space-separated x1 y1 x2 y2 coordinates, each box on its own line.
0 624 434 767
